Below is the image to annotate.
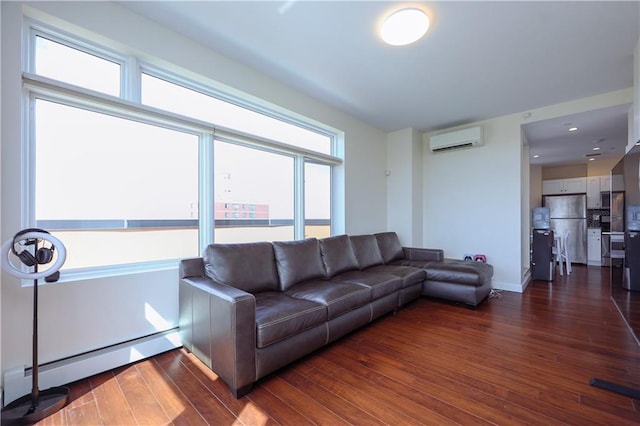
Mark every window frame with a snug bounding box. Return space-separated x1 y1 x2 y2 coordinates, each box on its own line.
21 22 343 283
140 64 338 156
24 77 213 279
26 21 131 99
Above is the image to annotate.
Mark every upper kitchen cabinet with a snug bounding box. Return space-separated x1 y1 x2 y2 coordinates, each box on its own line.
587 177 602 208
587 176 612 208
542 177 587 195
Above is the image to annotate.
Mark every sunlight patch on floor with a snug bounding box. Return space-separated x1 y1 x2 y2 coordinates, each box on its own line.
237 401 270 425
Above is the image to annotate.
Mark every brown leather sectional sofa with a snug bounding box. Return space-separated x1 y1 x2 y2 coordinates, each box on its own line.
178 232 493 397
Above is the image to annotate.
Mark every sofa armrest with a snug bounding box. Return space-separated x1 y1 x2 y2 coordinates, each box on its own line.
403 247 444 262
179 274 256 398
179 257 205 279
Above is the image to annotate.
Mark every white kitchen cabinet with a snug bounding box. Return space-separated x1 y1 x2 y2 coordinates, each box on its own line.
587 175 615 208
587 228 602 266
542 178 587 195
587 177 601 208
542 180 565 195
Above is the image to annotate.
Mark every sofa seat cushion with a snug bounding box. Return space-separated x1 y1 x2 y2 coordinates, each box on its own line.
285 280 371 320
331 270 402 300
255 292 328 348
421 259 493 287
365 265 426 288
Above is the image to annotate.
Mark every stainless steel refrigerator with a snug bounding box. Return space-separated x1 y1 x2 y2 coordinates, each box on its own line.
543 194 587 264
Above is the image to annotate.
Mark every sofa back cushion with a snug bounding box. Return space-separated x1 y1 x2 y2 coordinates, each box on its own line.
349 234 384 269
203 242 279 293
272 238 327 291
319 235 359 278
375 232 405 264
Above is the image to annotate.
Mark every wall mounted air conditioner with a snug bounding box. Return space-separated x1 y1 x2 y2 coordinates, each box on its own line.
429 126 483 152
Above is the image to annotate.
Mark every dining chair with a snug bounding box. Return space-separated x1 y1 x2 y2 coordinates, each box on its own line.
553 230 571 275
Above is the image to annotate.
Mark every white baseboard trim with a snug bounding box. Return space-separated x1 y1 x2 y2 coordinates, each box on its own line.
492 280 524 293
521 269 532 292
3 328 181 407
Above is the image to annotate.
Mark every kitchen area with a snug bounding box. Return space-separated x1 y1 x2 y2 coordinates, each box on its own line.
529 142 640 293
537 174 623 270
530 175 605 281
526 103 631 281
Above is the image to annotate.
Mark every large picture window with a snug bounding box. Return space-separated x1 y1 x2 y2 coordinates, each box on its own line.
34 99 199 269
214 142 294 242
25 25 340 277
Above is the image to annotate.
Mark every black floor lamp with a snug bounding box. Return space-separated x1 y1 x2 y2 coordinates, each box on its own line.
1 229 69 425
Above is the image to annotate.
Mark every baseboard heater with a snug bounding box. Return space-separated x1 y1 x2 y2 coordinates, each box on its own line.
2 328 181 407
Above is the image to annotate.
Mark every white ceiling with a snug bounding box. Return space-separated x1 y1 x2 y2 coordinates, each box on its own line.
120 1 640 166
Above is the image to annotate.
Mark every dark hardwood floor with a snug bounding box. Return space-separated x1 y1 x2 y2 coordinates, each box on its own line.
35 265 640 425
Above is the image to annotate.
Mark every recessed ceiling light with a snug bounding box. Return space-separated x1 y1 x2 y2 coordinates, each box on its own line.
588 158 595 161
381 8 430 46
593 147 601 151
533 154 540 158
568 127 578 132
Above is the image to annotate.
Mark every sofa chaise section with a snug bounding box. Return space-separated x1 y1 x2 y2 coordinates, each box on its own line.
374 232 494 308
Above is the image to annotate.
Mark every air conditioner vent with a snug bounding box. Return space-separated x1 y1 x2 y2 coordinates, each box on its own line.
429 126 483 152
432 142 474 152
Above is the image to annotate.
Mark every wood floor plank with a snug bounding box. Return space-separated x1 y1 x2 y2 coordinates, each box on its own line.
325 342 552 425
88 371 138 425
153 350 237 425
179 351 276 425
278 368 388 426
302 358 449 425
135 354 208 426
244 382 314 425
257 375 351 424
31 264 640 425
63 401 102 426
116 363 172 425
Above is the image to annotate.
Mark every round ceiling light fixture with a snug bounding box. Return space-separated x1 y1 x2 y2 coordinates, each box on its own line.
381 8 430 46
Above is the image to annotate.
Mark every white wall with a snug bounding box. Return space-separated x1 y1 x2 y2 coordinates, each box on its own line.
1 1 387 397
629 37 636 152
424 115 524 292
529 165 543 209
386 128 423 246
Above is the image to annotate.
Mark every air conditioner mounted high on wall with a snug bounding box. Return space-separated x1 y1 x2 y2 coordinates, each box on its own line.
429 126 484 152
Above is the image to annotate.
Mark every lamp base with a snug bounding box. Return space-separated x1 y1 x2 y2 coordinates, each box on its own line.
1 387 69 425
